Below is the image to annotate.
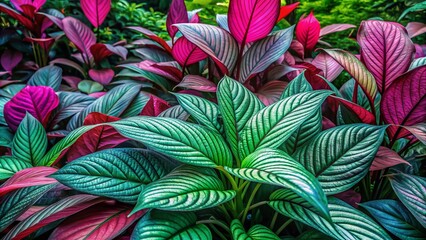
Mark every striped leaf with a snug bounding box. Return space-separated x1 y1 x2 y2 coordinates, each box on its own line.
239 91 332 159
12 113 47 166
109 117 232 167
240 27 294 83
117 64 171 91
410 57 426 70
158 105 190 120
217 76 264 159
0 156 32 180
281 71 313 99
312 52 344 82
131 166 236 214
174 23 238 75
51 92 95 125
0 127 13 148
269 191 391 240
225 149 329 219
390 173 426 228
51 148 171 204
293 124 386 195
231 219 279 240
360 200 426 240
28 65 62 91
131 210 212 240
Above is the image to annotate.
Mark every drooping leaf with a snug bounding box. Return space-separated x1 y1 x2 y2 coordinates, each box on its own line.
320 24 356 37
240 26 294 82
331 96 376 124
117 64 171 91
131 166 236 214
404 123 426 145
389 173 426 228
0 167 57 196
12 113 47 165
293 124 385 195
228 0 280 44
176 75 217 92
127 26 172 53
217 76 264 159
225 148 330 219
166 0 188 38
239 91 331 159
172 36 207 67
62 17 96 60
398 1 426 21
360 200 426 240
4 86 59 131
370 146 410 171
157 105 190 120
51 148 171 204
406 22 426 38
277 2 300 22
295 12 320 52
0 4 34 33
138 60 182 83
28 65 62 91
1 49 22 73
80 0 111 27
358 20 414 94
312 52 343 82
109 116 232 167
10 0 46 12
131 210 212 240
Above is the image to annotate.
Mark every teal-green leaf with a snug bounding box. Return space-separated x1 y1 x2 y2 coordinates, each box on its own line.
230 219 250 239
0 156 32 180
131 166 236 214
389 173 426 228
360 200 426 240
12 113 47 166
231 219 280 240
269 191 391 240
293 124 385 195
120 92 150 118
117 64 171 91
0 127 13 148
157 105 190 120
174 93 222 133
217 76 265 160
77 80 104 94
28 65 62 91
110 116 232 167
225 149 329 220
280 71 312 99
239 91 332 159
51 148 172 204
131 210 212 240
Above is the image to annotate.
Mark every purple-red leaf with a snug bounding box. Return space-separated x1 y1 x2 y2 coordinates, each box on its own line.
358 20 415 94
330 96 376 124
138 60 182 82
0 4 35 33
166 0 188 38
403 124 426 145
277 2 300 22
255 80 287 106
312 52 343 82
295 12 320 53
62 17 96 60
127 26 172 53
290 40 304 59
141 95 170 117
1 49 22 73
88 69 114 85
80 0 111 28
10 0 46 12
228 0 280 44
176 75 217 92
320 24 356 37
172 37 208 67
4 86 59 131
370 146 410 171
406 22 426 38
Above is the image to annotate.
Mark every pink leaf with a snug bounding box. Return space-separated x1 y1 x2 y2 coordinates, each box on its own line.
228 0 280 44
312 52 343 81
172 37 207 66
141 95 170 117
0 167 57 197
10 0 46 12
370 147 410 171
296 12 320 53
166 0 188 38
320 24 356 37
176 75 217 92
1 49 22 73
255 80 287 106
80 0 111 28
322 117 336 130
406 22 426 38
49 204 146 240
127 26 172 53
403 124 426 145
4 86 59 131
138 60 182 82
290 40 304 59
358 20 415 94
62 17 96 60
66 113 127 161
277 2 300 22
89 69 114 85
415 44 426 58
16 206 45 221
62 76 82 90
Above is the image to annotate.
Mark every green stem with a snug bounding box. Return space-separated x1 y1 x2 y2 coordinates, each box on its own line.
275 219 293 236
197 220 231 234
217 167 238 191
241 183 262 224
218 204 232 223
208 224 228 240
270 212 279 230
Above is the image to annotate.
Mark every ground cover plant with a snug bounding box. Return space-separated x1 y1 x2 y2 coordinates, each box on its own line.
0 0 425 239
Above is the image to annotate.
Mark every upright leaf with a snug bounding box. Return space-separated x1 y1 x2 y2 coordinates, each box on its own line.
166 0 188 38
281 71 313 99
277 2 300 22
296 12 320 52
80 0 111 28
28 65 62 91
62 17 96 59
312 52 343 82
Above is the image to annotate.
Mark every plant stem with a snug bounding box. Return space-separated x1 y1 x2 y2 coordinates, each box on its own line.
218 204 232 223
216 167 238 191
208 224 228 240
275 219 293 236
197 220 231 234
270 212 279 230
241 183 262 225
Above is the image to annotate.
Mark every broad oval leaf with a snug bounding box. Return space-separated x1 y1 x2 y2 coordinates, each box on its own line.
131 166 236 213
370 146 410 171
231 219 279 240
312 52 343 82
131 210 212 240
293 124 385 195
51 148 171 204
228 0 280 44
28 65 62 91
358 20 414 94
172 36 207 67
296 12 320 52
51 92 95 125
281 71 313 99
88 69 114 85
81 0 111 28
1 49 22 73
62 17 96 59
0 156 32 180
176 75 217 92
166 0 188 38
77 80 103 94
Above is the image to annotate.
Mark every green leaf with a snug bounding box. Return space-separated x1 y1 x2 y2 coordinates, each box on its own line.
12 113 47 166
230 219 250 239
217 76 265 159
157 105 190 120
120 92 150 118
280 71 313 99
52 92 95 125
360 200 426 240
225 149 329 220
77 80 104 94
0 127 13 147
293 124 385 195
51 148 171 204
269 191 391 240
0 156 32 180
239 91 332 159
399 1 426 21
174 93 222 133
117 64 171 91
410 57 426 70
110 116 232 167
231 219 280 240
389 173 426 228
131 166 236 214
28 65 62 91
131 210 212 240
0 184 55 232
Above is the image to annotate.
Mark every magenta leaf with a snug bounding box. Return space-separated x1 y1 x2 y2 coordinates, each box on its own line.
138 60 182 82
88 69 115 85
406 22 426 38
255 80 287 106
312 52 343 82
228 0 280 44
358 20 415 94
172 37 207 67
176 75 217 92
277 2 300 22
141 95 171 117
403 124 426 145
188 9 201 23
296 12 320 53
62 17 96 60
370 147 410 171
166 0 188 38
320 24 356 37
80 0 111 28
0 3 35 33
4 86 59 131
127 26 172 53
174 23 238 75
1 49 23 73
10 0 46 11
